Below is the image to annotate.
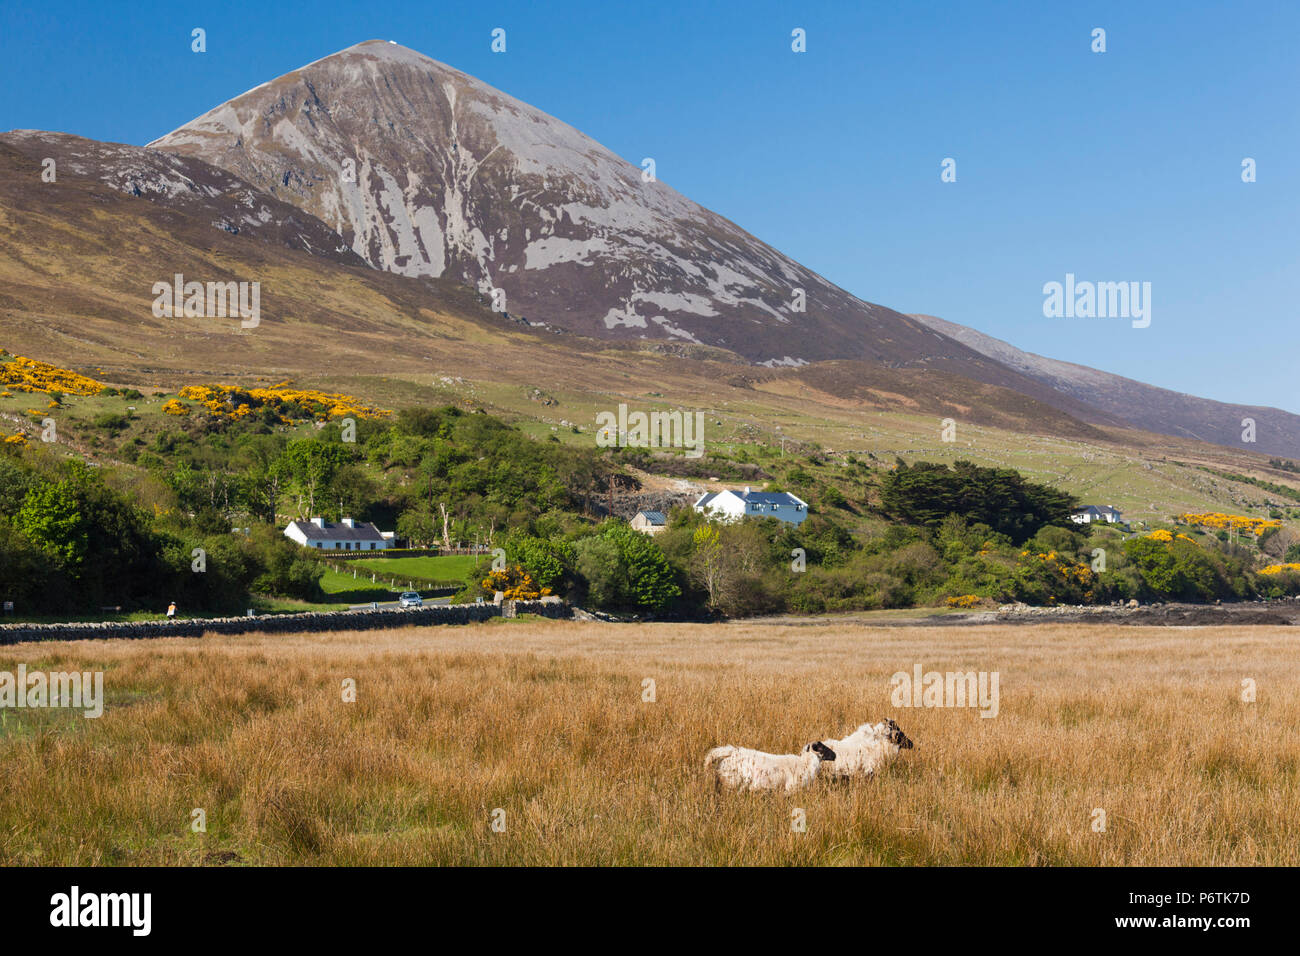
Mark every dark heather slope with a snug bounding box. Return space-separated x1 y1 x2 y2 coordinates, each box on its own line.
911 313 1300 459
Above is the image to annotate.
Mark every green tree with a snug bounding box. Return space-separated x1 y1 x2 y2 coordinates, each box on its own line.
16 481 87 569
881 460 1077 543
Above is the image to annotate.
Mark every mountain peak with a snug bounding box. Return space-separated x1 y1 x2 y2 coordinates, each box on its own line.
294 38 464 78
143 44 1041 375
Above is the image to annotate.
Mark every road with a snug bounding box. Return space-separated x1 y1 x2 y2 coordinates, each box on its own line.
347 596 454 610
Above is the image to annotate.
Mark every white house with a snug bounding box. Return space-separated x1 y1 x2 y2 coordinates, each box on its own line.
1070 505 1123 525
694 487 808 526
630 510 667 536
284 517 392 551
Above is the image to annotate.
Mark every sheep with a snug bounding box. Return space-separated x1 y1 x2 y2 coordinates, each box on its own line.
704 740 836 792
818 719 914 780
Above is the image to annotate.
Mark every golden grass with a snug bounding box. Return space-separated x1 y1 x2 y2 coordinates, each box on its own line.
1 619 1296 865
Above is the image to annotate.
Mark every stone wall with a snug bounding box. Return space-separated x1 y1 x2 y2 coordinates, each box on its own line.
0 600 571 646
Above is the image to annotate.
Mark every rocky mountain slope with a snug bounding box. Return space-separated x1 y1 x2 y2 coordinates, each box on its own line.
1 130 364 266
146 42 1045 378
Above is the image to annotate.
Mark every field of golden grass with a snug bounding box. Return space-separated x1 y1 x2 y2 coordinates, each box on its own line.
1 617 1296 865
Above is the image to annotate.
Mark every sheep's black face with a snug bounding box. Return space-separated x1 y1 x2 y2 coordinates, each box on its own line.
809 741 836 761
886 719 914 750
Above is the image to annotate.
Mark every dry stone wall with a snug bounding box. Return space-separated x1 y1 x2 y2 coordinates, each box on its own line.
0 601 570 645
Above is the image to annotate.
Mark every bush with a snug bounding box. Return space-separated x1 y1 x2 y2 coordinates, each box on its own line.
248 530 324 600
92 412 130 433
1122 535 1248 602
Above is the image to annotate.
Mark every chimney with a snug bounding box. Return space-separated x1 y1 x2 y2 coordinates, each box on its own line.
743 486 751 495
342 517 356 528
310 517 325 528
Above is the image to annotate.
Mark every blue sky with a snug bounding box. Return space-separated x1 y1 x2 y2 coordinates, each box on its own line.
2 0 1296 410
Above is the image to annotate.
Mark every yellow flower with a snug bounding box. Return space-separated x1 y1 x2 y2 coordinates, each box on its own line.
0 353 104 396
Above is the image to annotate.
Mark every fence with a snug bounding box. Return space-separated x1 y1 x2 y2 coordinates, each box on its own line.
322 547 494 559
323 548 437 559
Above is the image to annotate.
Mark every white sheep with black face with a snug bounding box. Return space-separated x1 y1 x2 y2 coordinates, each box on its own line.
704 741 837 792
818 719 914 779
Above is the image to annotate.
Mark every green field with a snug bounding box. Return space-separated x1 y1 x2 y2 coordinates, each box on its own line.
312 567 460 606
347 555 481 582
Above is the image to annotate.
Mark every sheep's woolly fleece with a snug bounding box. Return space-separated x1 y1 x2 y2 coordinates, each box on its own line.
818 721 913 779
704 743 834 793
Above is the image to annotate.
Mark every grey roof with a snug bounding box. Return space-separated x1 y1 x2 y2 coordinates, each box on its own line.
695 489 805 508
635 510 667 524
1073 505 1121 516
736 490 803 505
289 520 385 542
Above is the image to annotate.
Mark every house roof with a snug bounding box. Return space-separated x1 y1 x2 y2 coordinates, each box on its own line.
735 490 804 506
1073 505 1121 516
635 511 667 524
694 489 806 508
287 520 385 542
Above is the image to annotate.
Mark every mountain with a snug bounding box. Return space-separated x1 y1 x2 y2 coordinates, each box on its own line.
7 38 1296 459
910 313 1300 460
145 42 1056 379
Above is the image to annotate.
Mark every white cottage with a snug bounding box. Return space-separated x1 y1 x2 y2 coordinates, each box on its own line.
1070 505 1123 525
284 517 392 551
694 487 808 526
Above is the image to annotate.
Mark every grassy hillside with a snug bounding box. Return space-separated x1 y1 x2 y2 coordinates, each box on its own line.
5 344 1300 532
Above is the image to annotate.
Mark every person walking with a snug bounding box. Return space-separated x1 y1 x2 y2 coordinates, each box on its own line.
166 601 177 619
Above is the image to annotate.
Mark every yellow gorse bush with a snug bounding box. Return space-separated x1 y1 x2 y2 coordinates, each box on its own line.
176 382 390 422
0 351 104 396
481 566 553 601
945 594 981 608
1024 549 1095 586
1178 512 1281 535
1259 563 1300 575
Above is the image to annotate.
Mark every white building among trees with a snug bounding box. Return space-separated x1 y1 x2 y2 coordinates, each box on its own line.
694 488 808 526
284 517 392 551
1069 505 1123 525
